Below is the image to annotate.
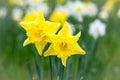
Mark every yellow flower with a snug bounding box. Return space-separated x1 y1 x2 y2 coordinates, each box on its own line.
105 0 117 12
44 22 85 67
50 10 67 24
32 0 39 4
20 11 60 55
56 0 67 5
23 12 37 22
9 0 17 5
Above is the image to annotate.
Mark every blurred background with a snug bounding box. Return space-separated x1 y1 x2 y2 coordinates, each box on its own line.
0 0 120 80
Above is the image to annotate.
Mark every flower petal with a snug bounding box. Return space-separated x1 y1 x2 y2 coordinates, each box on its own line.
45 21 60 34
36 10 45 25
35 41 47 56
20 21 36 31
58 22 71 36
23 38 32 46
73 43 86 55
72 32 81 42
23 12 37 22
44 45 56 56
61 56 68 67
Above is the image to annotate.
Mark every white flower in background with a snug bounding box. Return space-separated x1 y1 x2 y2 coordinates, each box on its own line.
72 1 87 17
0 7 7 18
99 9 109 20
35 3 49 15
26 0 41 6
18 0 27 7
26 2 49 16
85 2 98 17
9 0 27 7
68 23 75 35
12 8 23 21
55 6 66 13
64 1 75 16
117 9 120 18
89 19 106 39
64 1 86 22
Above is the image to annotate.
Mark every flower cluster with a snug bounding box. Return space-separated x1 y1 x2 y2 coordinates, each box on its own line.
20 10 85 67
50 1 98 23
99 0 118 19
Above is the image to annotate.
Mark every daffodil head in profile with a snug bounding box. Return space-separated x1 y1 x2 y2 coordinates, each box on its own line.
20 10 60 55
44 22 85 67
50 10 67 24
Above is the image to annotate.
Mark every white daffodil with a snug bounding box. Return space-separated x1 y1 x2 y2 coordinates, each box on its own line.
72 1 87 17
89 19 106 39
99 9 109 20
12 8 23 21
55 6 66 13
68 23 75 35
117 9 120 18
0 7 7 18
64 1 75 16
64 1 86 22
26 0 41 6
26 2 49 16
85 2 98 17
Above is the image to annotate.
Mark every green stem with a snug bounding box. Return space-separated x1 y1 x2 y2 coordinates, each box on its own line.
81 38 100 77
49 56 53 80
39 56 44 80
91 38 99 64
26 61 33 80
76 56 82 80
61 65 65 80
32 53 41 80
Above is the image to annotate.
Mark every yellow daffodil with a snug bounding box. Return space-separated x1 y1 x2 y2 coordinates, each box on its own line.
20 11 60 55
44 22 85 67
57 0 66 5
9 0 17 5
23 12 37 22
105 0 117 12
32 0 39 4
50 10 67 24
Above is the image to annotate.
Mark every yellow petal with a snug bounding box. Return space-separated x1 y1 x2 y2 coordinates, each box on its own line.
35 41 47 56
36 10 45 25
73 43 86 55
45 21 60 34
50 11 59 22
44 45 56 56
58 22 71 36
23 12 37 22
20 21 36 31
61 56 68 67
72 32 81 42
50 11 67 23
23 38 32 46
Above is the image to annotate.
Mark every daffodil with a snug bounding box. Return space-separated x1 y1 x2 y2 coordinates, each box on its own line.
50 10 67 24
44 22 85 67
89 19 106 39
56 0 66 5
23 11 37 22
9 0 17 5
0 7 7 18
20 11 60 55
12 8 23 22
104 0 117 12
85 2 98 17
